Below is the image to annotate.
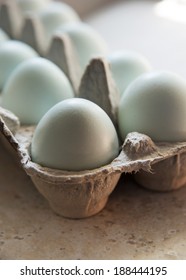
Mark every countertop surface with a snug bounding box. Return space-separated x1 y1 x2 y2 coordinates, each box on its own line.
1 141 186 260
1 0 186 260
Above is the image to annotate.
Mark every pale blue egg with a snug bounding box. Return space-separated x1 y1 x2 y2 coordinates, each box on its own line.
16 0 51 13
0 29 10 44
55 22 109 73
0 40 38 90
118 71 186 142
31 98 119 171
108 50 152 97
39 2 80 49
1 57 74 124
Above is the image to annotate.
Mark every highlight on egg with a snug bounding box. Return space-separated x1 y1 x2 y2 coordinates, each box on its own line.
31 98 119 171
107 50 152 97
0 40 38 91
55 22 108 73
1 57 74 125
118 71 186 142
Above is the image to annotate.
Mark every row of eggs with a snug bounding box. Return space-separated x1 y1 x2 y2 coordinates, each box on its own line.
0 1 186 173
3 0 108 62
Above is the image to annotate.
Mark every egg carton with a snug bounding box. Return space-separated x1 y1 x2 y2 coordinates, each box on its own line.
0 1 119 106
0 0 82 94
1 1 186 218
1 100 186 219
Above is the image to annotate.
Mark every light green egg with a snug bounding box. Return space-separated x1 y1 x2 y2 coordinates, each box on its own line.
0 40 38 91
118 71 186 142
16 0 51 13
31 98 119 171
0 29 9 44
55 22 109 73
39 2 80 48
1 57 74 125
108 50 152 97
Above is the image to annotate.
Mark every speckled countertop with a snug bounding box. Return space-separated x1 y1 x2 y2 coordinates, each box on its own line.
1 0 186 260
1 141 186 260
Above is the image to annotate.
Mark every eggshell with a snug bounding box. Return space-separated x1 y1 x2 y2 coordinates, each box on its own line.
118 71 186 142
38 2 80 48
0 28 9 44
55 22 108 73
31 98 119 171
108 50 151 96
16 0 51 13
1 57 74 125
0 40 38 90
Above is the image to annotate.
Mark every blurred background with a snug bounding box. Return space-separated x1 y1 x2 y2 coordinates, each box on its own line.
64 0 186 79
1 0 186 77
60 0 114 17
44 0 186 79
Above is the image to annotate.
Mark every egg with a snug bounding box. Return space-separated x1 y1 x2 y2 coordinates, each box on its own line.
55 22 108 73
38 2 80 49
1 57 74 125
16 0 50 13
118 71 186 142
31 98 119 171
108 50 152 96
0 40 38 90
0 29 9 44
